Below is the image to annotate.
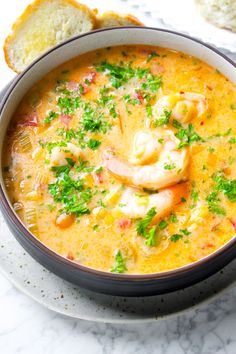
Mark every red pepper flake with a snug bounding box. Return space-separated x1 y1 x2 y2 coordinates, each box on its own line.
67 251 75 261
200 121 204 126
20 113 38 127
228 218 236 231
179 91 185 95
117 218 132 229
60 114 71 128
134 91 144 104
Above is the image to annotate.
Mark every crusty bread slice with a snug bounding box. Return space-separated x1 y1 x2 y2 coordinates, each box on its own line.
4 0 97 73
96 11 144 29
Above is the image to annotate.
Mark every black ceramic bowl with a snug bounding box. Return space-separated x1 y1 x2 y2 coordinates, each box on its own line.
1 27 236 297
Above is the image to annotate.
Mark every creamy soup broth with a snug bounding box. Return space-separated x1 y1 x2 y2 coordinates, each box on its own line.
3 45 236 274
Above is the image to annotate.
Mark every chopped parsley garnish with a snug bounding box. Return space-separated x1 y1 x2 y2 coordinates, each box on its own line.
48 157 93 217
136 208 160 247
96 61 137 88
191 190 199 202
87 139 101 150
51 157 75 177
170 234 183 242
213 172 236 202
229 137 236 144
136 207 156 236
170 228 191 242
169 214 178 223
96 61 161 92
57 96 81 115
154 109 172 127
98 89 118 118
57 128 86 147
146 103 153 118
40 140 67 153
145 226 158 247
123 94 140 105
147 52 160 62
141 74 162 92
159 220 168 230
206 191 226 215
75 157 95 173
44 111 59 124
180 228 191 236
172 119 183 129
110 250 127 273
175 123 204 148
164 163 176 170
80 103 110 133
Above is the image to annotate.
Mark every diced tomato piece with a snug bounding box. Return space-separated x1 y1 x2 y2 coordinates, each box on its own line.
20 113 38 127
117 218 132 229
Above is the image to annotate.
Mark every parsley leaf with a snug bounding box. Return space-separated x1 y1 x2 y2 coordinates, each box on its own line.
136 207 157 236
213 172 236 202
175 123 204 148
44 111 58 124
170 234 183 242
147 52 160 62
57 96 81 115
206 191 226 215
145 226 158 247
164 163 176 170
87 139 101 150
154 109 172 127
110 250 127 273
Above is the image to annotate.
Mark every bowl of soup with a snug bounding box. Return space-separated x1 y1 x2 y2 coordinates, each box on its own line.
0 27 236 296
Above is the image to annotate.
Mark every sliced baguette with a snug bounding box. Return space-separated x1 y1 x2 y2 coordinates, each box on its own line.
4 0 97 73
96 11 144 29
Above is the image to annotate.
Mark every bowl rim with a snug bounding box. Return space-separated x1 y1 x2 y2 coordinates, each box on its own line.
1 26 236 281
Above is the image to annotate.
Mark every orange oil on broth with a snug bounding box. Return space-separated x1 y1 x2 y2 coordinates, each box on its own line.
3 45 236 274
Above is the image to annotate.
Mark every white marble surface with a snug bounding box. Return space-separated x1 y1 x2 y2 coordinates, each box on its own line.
2 272 236 354
1 1 236 353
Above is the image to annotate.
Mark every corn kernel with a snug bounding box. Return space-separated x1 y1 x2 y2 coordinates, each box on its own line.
104 190 121 206
25 191 41 201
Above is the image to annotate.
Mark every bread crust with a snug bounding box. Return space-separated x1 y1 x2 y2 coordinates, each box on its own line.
4 0 97 73
96 11 144 29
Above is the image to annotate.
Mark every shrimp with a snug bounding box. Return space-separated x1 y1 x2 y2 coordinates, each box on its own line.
50 142 83 167
153 92 207 124
116 183 188 220
103 129 189 190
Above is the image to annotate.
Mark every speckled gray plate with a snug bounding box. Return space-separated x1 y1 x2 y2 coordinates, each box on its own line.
1 211 236 323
